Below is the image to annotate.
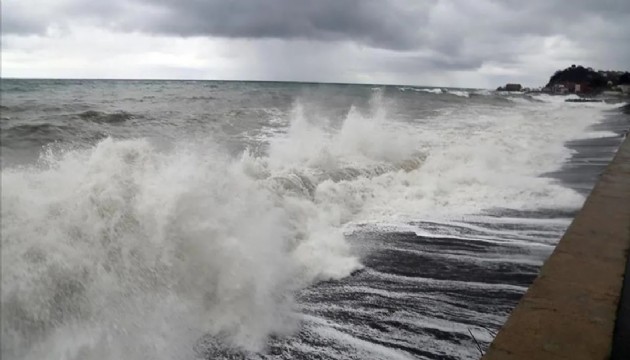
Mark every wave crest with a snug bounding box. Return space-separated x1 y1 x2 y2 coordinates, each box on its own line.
77 110 136 123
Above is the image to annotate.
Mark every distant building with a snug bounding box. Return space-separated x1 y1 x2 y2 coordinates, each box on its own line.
547 82 591 94
504 83 522 92
573 83 591 93
567 83 574 92
552 84 569 94
620 84 630 94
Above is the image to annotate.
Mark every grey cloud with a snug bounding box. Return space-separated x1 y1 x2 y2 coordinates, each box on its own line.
372 52 485 73
1 3 49 35
129 0 432 51
1 14 46 35
4 0 630 54
2 0 433 50
2 0 629 85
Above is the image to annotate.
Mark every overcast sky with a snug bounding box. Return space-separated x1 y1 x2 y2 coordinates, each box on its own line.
2 0 629 88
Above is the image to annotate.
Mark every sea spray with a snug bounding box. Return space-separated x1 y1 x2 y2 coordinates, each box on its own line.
0 137 362 359
0 95 424 358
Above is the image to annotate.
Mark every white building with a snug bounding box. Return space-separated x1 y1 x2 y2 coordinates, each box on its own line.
619 84 630 94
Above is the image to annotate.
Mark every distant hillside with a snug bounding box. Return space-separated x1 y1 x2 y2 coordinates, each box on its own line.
545 65 604 88
544 65 630 93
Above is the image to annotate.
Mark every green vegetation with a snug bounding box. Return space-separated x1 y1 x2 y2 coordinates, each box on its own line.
544 65 630 94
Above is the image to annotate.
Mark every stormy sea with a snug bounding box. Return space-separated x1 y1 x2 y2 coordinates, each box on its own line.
1 79 628 360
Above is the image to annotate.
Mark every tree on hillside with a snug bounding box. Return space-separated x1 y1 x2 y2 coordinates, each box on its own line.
545 65 607 88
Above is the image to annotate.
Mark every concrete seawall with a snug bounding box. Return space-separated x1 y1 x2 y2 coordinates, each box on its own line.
483 136 630 360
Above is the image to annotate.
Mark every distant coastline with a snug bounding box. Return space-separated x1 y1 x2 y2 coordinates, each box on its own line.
498 65 630 98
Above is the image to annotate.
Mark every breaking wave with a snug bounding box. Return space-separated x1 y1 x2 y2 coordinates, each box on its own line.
1 136 364 359
397 87 471 98
0 99 424 360
445 90 469 98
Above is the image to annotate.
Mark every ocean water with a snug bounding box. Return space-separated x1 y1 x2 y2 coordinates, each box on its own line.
0 79 626 360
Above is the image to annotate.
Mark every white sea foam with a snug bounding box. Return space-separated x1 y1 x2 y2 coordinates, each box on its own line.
416 88 444 94
530 93 579 103
399 87 443 94
472 89 492 96
446 90 470 97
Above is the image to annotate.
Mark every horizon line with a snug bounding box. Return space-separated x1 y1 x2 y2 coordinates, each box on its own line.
0 76 488 90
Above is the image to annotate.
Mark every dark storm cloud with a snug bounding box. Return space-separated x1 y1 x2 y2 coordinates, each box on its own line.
4 0 630 53
2 0 432 50
134 0 431 50
5 1 630 37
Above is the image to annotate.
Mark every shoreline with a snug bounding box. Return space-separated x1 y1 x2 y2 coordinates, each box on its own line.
483 121 630 359
547 104 630 195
